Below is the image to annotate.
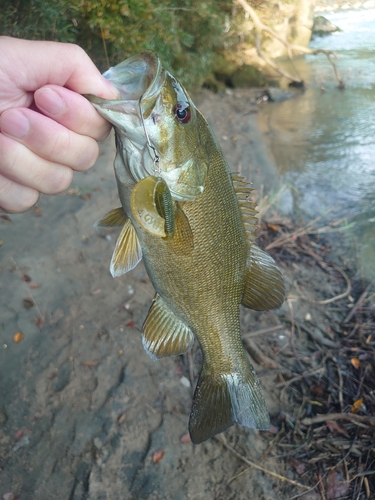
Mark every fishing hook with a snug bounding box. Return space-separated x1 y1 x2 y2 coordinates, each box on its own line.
139 95 160 174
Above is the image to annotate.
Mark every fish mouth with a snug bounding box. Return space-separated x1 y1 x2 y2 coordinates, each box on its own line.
86 51 164 116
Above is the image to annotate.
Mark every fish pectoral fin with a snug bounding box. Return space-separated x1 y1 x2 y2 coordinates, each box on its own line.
168 203 194 255
94 207 128 227
110 219 142 277
189 360 270 444
242 243 285 311
142 294 194 360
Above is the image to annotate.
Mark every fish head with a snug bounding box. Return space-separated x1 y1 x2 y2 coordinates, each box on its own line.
87 51 208 201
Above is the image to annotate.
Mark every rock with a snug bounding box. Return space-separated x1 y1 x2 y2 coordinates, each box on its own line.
313 16 341 35
266 87 293 102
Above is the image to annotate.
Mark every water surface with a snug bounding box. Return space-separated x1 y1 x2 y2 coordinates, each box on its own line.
257 8 375 277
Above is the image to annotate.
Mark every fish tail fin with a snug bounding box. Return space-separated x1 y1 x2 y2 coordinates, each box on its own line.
189 359 270 444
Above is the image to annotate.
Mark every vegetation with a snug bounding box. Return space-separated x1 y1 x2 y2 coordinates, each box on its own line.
0 0 251 87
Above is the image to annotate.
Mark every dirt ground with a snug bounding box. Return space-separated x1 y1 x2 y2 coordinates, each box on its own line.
1 89 374 500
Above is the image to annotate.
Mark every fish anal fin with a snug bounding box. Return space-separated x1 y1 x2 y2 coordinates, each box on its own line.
242 243 285 311
142 294 194 360
110 219 142 277
189 360 270 444
94 207 128 227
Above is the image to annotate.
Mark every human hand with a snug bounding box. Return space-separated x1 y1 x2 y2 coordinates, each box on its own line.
0 36 120 213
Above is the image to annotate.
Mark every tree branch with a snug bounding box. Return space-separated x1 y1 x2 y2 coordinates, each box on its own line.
236 0 344 87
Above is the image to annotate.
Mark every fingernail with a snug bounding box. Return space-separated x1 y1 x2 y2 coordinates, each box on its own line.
35 88 65 115
1 110 30 138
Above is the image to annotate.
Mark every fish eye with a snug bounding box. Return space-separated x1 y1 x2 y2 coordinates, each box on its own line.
173 103 191 124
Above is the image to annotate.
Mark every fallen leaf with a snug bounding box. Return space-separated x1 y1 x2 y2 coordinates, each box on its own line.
326 470 349 500
81 359 101 367
291 458 305 475
267 223 279 231
14 429 24 441
23 298 34 309
351 398 363 414
90 288 102 295
326 420 349 437
29 283 40 289
117 413 126 424
1 214 12 223
351 357 360 369
13 332 24 343
126 320 135 327
80 193 92 201
180 433 192 444
35 317 44 328
152 449 165 464
310 384 325 398
22 274 31 282
33 207 43 217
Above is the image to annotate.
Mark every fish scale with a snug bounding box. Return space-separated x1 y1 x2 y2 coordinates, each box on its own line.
87 51 285 444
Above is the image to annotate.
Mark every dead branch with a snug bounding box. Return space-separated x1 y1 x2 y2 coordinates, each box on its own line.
236 0 344 86
301 413 375 427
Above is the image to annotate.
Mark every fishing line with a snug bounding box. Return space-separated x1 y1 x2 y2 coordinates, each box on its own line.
139 95 161 175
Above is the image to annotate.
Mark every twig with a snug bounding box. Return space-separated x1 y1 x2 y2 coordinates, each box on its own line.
236 0 343 86
265 207 337 251
301 413 375 427
242 324 284 338
216 436 310 490
243 337 279 369
344 280 375 324
294 263 351 305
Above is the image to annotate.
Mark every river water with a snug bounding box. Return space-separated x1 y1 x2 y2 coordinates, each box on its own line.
257 8 375 278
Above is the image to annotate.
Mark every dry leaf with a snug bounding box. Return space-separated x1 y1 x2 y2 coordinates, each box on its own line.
35 317 44 328
152 449 165 464
351 357 360 369
33 207 43 217
326 470 349 500
326 420 349 437
80 193 92 201
90 288 102 295
291 458 305 475
23 298 34 309
351 397 363 414
13 332 24 343
81 359 101 367
267 223 279 231
22 274 31 282
117 413 126 424
29 283 40 289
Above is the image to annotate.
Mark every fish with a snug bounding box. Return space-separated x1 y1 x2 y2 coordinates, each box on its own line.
86 51 285 444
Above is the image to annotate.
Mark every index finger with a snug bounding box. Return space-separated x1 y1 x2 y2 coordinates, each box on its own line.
34 85 112 142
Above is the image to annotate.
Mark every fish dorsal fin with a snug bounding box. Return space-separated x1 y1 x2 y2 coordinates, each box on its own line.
142 294 194 360
110 219 142 277
231 173 258 241
94 207 128 227
242 243 285 311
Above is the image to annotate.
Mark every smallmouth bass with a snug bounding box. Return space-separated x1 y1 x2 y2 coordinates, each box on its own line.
87 52 285 444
